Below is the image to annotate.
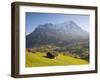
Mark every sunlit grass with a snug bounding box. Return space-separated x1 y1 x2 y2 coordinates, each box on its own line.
26 51 88 67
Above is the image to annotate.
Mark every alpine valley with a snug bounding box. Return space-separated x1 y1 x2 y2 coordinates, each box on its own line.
26 21 89 67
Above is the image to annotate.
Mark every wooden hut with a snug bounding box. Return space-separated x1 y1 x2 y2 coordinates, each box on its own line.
46 52 58 59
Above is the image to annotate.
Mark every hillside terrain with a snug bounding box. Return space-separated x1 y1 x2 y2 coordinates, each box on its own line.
26 51 88 67
26 21 89 67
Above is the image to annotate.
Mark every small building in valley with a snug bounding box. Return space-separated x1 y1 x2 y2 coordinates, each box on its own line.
46 52 58 59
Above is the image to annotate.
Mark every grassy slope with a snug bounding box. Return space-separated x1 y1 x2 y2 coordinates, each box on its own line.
26 52 88 67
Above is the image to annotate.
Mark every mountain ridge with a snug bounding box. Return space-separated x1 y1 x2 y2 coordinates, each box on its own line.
26 21 89 48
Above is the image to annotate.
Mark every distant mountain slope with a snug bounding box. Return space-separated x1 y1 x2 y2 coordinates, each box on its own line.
26 21 89 48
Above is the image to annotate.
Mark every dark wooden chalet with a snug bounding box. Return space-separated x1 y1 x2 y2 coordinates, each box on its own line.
46 52 58 59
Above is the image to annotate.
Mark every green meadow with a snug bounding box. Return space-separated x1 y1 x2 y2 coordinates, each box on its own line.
26 51 88 67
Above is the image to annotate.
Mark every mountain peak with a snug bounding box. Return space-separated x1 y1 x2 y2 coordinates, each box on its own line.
38 23 53 28
34 20 88 34
26 21 89 48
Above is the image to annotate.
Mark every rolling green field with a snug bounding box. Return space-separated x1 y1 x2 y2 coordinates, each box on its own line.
26 51 88 67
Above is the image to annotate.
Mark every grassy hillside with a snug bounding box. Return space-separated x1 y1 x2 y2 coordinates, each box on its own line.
26 51 88 67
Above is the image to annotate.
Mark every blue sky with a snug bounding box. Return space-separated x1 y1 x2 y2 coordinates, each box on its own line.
26 12 90 35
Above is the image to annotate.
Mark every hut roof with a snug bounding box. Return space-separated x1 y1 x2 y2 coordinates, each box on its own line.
47 51 58 56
